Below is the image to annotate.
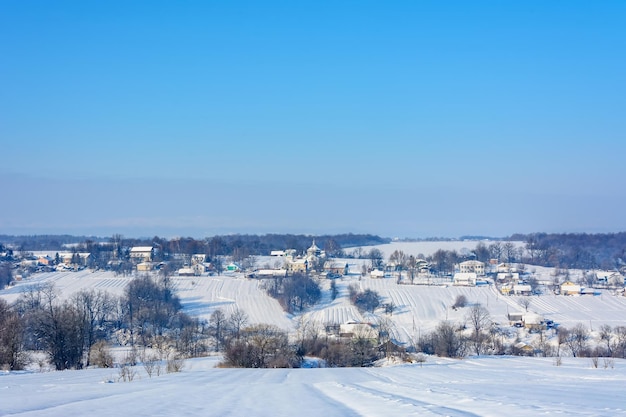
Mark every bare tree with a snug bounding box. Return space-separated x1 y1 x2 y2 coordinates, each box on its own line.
0 299 25 370
209 309 228 352
488 242 503 263
368 248 384 270
388 250 407 270
503 242 517 263
376 316 396 358
228 308 249 341
223 324 296 368
564 324 589 357
518 298 531 312
599 324 613 357
466 304 491 355
431 321 465 358
72 289 115 367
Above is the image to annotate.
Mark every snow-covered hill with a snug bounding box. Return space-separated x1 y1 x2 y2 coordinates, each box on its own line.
2 356 625 416
3 264 626 346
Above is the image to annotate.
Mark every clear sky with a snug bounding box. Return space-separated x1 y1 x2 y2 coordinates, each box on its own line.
2 1 625 239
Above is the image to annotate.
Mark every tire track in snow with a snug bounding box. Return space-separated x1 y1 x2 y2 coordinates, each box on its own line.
314 380 481 417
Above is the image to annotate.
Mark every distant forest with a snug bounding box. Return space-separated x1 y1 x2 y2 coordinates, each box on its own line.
509 232 626 270
1 232 625 270
0 233 389 257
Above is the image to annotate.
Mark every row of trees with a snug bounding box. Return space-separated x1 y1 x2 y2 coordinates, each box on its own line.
518 232 626 269
1 233 388 261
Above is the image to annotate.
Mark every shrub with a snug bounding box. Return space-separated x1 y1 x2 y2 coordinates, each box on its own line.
90 341 114 368
452 295 467 309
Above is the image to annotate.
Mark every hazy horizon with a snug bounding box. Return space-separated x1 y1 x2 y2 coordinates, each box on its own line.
3 2 625 238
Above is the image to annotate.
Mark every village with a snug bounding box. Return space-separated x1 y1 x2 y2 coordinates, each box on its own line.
4 238 626 360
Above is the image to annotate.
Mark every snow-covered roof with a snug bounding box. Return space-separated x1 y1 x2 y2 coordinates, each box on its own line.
130 246 153 252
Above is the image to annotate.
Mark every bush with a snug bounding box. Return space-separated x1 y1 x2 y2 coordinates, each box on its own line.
166 354 184 373
452 295 467 309
222 324 297 368
90 341 114 368
348 285 381 313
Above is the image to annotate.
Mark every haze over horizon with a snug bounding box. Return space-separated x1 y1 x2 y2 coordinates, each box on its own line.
2 2 625 239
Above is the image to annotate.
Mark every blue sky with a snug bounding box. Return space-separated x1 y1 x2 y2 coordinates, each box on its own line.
2 1 625 239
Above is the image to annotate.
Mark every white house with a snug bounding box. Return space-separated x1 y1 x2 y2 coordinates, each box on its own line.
453 272 477 286
130 246 153 262
339 322 377 339
560 281 582 295
371 269 385 278
191 254 206 265
496 272 520 282
459 260 485 276
596 271 624 287
255 269 288 278
513 284 532 295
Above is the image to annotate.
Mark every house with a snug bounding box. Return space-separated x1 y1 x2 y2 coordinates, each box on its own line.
378 339 406 358
37 255 54 266
255 269 288 278
500 284 513 295
136 262 154 272
370 269 385 278
178 267 196 276
192 263 207 275
58 252 92 267
130 246 153 262
323 261 348 276
523 313 545 331
225 262 242 272
513 284 532 296
459 260 485 276
560 281 582 295
415 259 430 274
191 254 206 265
496 272 520 282
507 312 524 326
453 272 477 286
514 342 535 356
339 322 378 340
596 271 624 287
286 259 308 273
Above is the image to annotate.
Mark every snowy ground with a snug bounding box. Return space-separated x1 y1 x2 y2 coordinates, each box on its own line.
3 241 626 415
3 264 625 344
2 356 625 416
3 264 626 354
347 239 526 258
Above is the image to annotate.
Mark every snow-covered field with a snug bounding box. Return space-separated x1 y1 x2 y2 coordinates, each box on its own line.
348 239 526 258
4 266 626 343
2 356 625 416
3 241 626 341
3 241 626 416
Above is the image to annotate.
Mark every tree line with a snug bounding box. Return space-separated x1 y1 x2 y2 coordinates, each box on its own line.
0 233 389 257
